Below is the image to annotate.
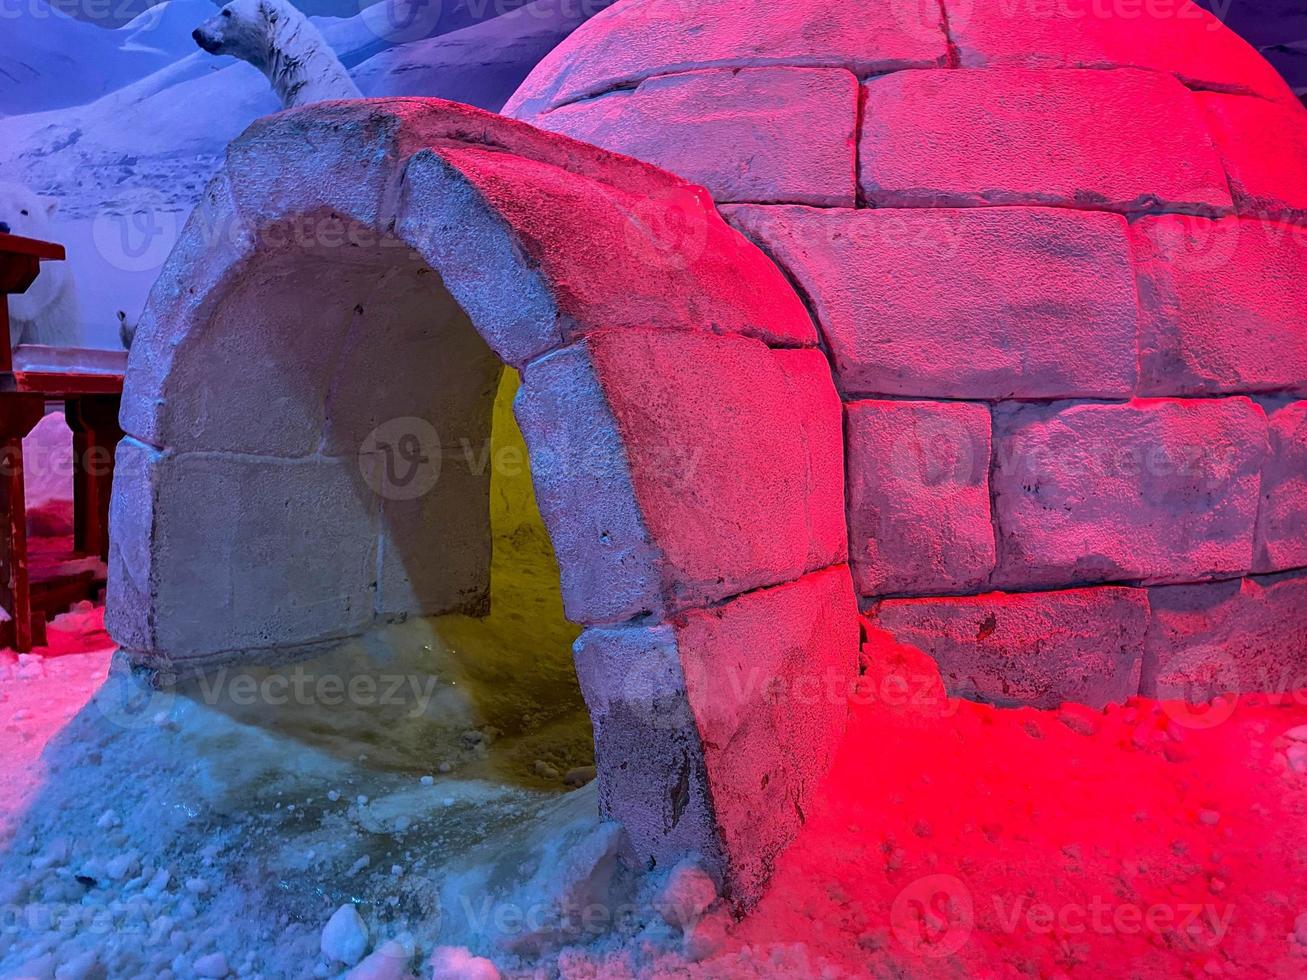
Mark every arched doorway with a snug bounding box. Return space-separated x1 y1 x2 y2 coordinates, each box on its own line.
107 99 859 903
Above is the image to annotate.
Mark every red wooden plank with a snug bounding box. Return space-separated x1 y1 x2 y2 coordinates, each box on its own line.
0 233 66 263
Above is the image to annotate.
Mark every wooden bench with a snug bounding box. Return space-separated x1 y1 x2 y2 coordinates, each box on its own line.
0 233 126 651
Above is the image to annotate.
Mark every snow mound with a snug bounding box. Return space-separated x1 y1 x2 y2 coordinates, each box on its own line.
354 0 616 110
0 618 675 978
0 0 210 115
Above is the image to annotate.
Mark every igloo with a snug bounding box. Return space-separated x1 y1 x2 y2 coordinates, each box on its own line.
106 0 1307 903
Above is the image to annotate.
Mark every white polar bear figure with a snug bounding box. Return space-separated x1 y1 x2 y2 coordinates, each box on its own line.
0 182 82 348
193 0 362 109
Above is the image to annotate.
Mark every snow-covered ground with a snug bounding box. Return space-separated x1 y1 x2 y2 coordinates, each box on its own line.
0 610 663 980
3 609 1306 978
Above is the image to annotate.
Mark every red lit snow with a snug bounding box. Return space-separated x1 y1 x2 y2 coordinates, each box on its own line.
0 603 112 832
3 610 1305 976
707 629 1307 977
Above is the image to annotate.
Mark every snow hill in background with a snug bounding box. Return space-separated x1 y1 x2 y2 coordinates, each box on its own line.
0 0 610 347
0 0 206 115
354 0 606 108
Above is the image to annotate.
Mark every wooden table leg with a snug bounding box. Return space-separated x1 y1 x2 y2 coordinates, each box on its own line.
0 395 50 651
0 251 40 374
66 395 124 562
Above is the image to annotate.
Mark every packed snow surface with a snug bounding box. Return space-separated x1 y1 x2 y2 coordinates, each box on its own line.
3 610 1306 977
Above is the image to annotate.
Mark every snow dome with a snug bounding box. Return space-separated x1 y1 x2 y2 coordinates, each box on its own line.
510 0 1307 706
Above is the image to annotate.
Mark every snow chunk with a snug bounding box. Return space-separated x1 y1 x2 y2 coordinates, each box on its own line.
654 860 719 929
193 951 230 977
345 938 413 980
53 950 100 980
429 946 500 980
321 904 370 966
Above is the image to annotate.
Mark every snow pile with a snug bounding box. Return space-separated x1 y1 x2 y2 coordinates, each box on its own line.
0 0 206 115
0 611 722 979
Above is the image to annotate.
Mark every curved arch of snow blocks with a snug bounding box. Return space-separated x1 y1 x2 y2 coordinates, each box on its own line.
506 0 1307 710
106 98 858 904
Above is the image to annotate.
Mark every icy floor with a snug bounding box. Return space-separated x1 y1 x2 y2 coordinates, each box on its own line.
3 609 1307 978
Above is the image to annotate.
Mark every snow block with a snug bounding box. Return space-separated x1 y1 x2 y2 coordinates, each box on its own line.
574 565 858 905
845 400 995 597
108 443 388 664
992 398 1267 588
587 328 852 609
572 623 724 882
514 342 664 626
1199 93 1307 219
674 565 857 903
519 329 846 624
1143 571 1307 698
639 329 841 604
946 0 1298 105
530 67 858 206
1254 401 1307 574
401 146 818 362
726 204 1138 399
505 0 948 118
106 438 163 656
773 348 849 571
869 586 1149 709
859 69 1232 215
1131 215 1307 396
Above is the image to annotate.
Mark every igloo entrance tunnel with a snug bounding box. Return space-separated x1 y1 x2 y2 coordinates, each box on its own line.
107 101 858 902
107 0 1307 906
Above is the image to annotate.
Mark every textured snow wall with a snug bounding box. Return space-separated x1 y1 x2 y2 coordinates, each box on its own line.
510 0 1307 711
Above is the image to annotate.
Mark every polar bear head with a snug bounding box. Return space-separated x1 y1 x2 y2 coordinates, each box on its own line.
193 0 280 67
0 181 58 242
